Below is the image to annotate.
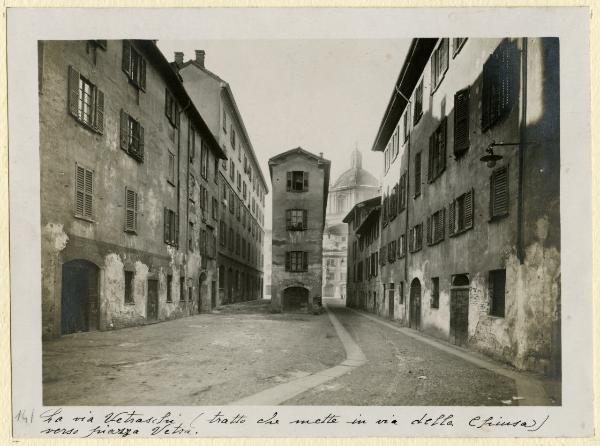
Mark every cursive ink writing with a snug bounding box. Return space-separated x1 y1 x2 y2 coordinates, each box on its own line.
469 415 549 432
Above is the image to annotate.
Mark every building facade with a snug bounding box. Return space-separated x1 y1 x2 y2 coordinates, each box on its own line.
323 148 379 299
174 50 268 305
40 40 226 339
269 148 331 313
349 38 560 376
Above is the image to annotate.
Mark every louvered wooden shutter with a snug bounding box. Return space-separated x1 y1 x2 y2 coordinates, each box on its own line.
138 125 145 161
174 213 179 246
440 117 447 172
75 165 85 216
120 110 128 151
303 172 309 191
139 57 146 91
125 188 137 231
441 38 449 74
68 66 80 118
426 216 432 245
440 208 446 241
94 88 104 133
428 133 434 182
285 252 290 271
449 200 456 235
303 252 308 271
491 167 509 217
84 168 93 219
285 210 291 229
302 210 308 230
164 208 170 243
122 41 131 76
481 57 491 131
286 172 292 191
454 88 470 154
464 189 474 229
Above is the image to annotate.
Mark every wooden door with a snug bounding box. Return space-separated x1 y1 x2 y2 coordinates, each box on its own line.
388 291 394 319
450 288 469 345
61 260 98 335
147 279 159 321
409 280 421 330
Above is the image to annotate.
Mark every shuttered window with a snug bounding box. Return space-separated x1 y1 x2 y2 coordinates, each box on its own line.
388 241 397 263
120 110 144 162
398 172 407 212
482 39 518 131
286 251 308 272
124 187 138 233
428 118 447 182
122 40 146 91
68 66 104 133
453 38 467 56
414 152 422 197
201 140 209 180
165 88 179 127
167 151 175 185
413 79 423 125
454 87 470 156
431 38 449 91
74 164 94 220
380 246 386 266
449 189 474 236
490 166 509 219
287 171 309 192
427 208 445 245
286 209 307 231
397 234 406 258
163 208 178 246
409 223 423 253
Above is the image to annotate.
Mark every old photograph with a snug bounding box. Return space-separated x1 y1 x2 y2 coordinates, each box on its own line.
39 36 561 407
7 5 594 440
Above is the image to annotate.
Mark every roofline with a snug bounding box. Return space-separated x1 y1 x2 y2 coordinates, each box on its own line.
137 41 226 160
370 38 438 153
342 195 382 223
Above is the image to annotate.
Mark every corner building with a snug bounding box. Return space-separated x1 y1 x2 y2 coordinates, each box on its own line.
269 148 331 313
40 40 226 338
353 38 560 376
173 50 269 304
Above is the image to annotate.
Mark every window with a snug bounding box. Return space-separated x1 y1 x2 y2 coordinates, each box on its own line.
230 126 236 148
482 39 518 131
229 189 235 214
243 182 247 200
122 41 146 90
428 118 447 182
449 189 474 236
124 187 139 233
236 232 241 255
431 277 440 308
165 89 179 127
219 220 226 246
453 38 467 56
188 222 194 251
188 174 196 202
409 223 423 253
237 172 242 191
388 241 396 263
380 246 386 266
454 87 470 156
236 197 241 220
124 271 134 304
166 274 172 302
403 108 410 141
431 38 449 91
212 197 219 220
74 164 94 220
167 152 175 185
214 157 219 184
397 234 406 258
427 208 445 245
398 172 407 212
230 160 235 180
287 171 309 192
120 110 144 162
490 166 509 220
163 208 178 246
228 228 234 252
388 282 395 302
370 252 378 277
413 79 423 125
489 269 506 317
286 209 307 231
414 152 422 197
180 276 185 301
398 281 404 304
68 66 104 133
201 141 209 180
285 251 308 272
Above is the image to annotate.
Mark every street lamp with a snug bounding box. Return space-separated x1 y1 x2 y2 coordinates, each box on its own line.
480 141 521 168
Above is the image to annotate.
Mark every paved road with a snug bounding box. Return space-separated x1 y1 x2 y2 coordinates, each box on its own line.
284 300 557 406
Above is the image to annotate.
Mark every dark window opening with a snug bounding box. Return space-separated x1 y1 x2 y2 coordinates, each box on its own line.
489 269 506 317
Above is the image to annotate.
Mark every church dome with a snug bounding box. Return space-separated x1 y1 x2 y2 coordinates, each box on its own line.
331 148 379 190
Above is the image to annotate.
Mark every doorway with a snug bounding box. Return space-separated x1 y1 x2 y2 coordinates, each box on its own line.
282 287 309 312
61 259 99 335
450 274 470 346
147 279 159 321
211 280 217 310
409 278 421 330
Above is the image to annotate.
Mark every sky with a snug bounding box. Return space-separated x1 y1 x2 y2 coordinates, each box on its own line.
157 39 410 228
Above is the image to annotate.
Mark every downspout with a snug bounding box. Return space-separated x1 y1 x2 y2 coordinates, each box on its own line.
517 39 527 264
396 85 411 325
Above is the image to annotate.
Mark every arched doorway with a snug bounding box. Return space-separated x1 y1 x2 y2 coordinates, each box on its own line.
282 286 309 312
61 259 99 335
450 274 470 346
409 278 421 330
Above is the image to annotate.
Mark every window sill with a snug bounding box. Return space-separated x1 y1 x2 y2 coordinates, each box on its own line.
72 115 103 135
488 314 505 320
488 214 509 223
74 215 95 224
430 69 448 96
449 226 473 238
413 193 421 200
427 238 445 247
125 301 135 306
124 229 137 235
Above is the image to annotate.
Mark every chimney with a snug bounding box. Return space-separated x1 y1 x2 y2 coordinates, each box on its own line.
174 51 184 66
195 50 206 68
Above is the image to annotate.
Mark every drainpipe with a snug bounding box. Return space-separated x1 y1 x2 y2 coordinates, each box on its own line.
517 38 527 264
395 85 411 325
